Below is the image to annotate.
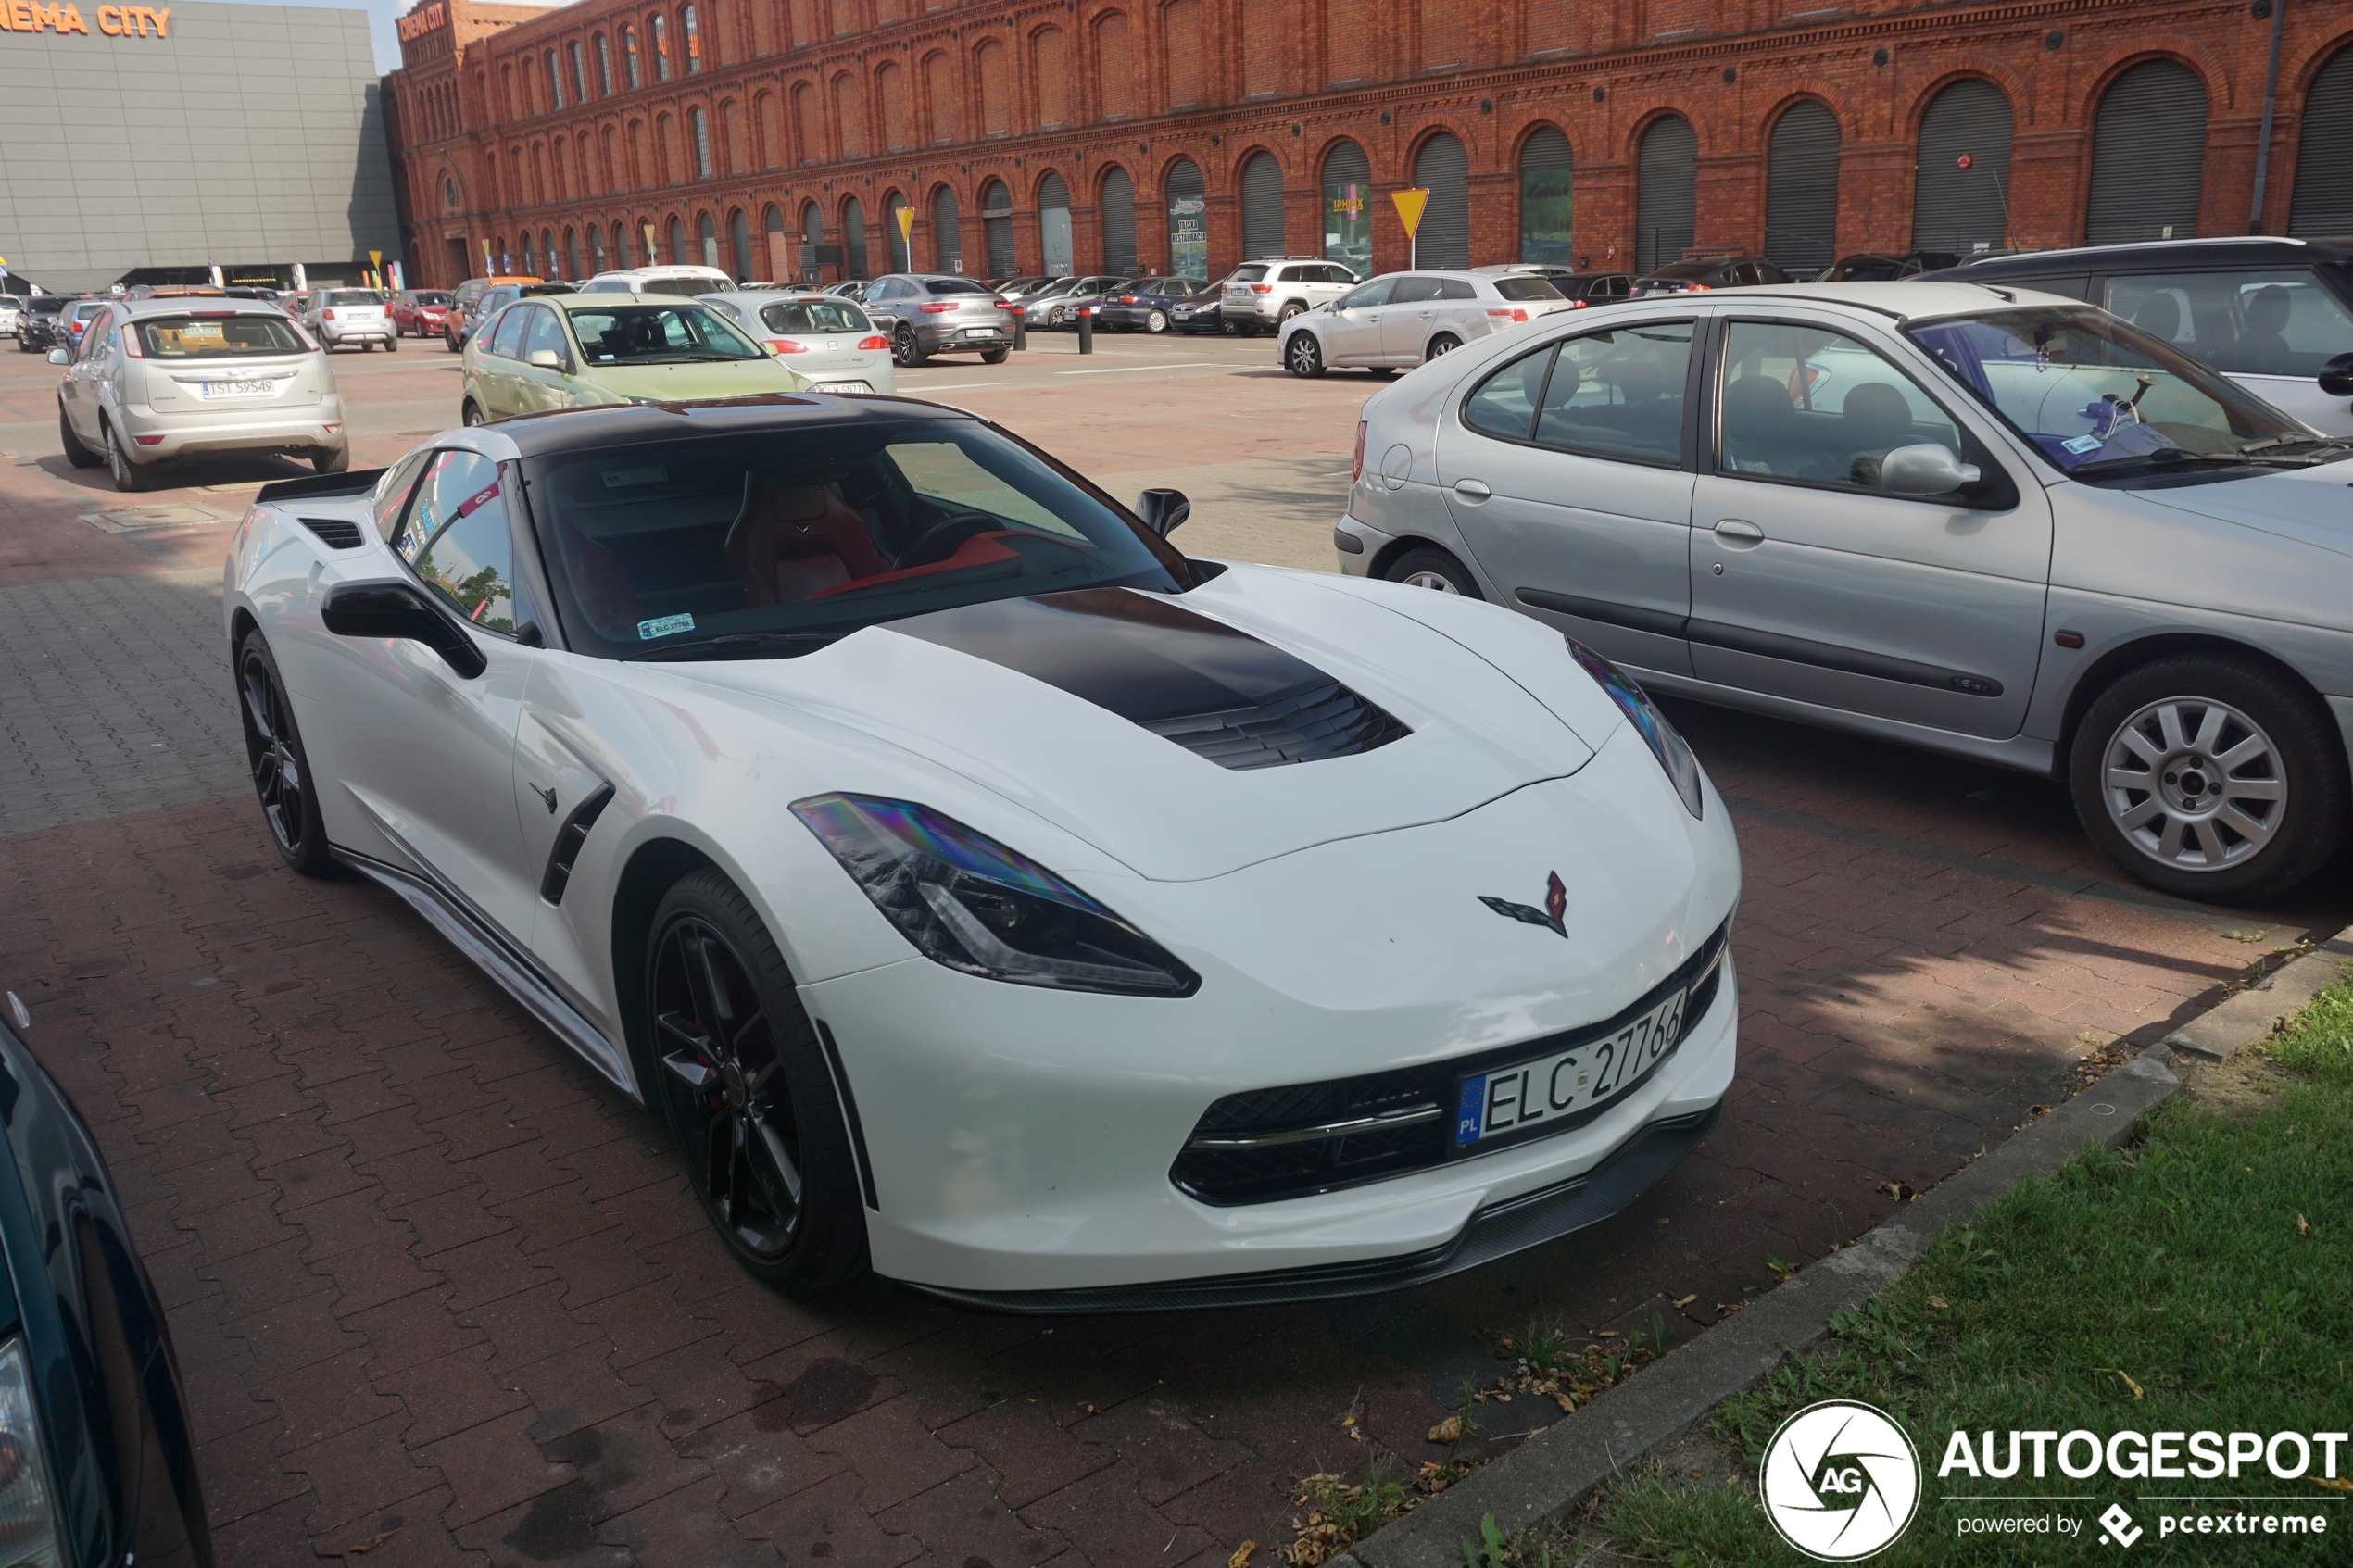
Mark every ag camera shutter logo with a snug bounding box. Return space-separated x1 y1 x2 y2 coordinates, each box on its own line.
1761 1399 1923 1560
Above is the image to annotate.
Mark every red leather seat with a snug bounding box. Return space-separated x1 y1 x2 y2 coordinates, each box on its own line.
726 484 892 606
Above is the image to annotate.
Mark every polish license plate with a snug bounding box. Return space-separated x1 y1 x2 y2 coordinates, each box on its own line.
202 379 272 397
816 380 872 393
962 326 1000 338
1453 989 1688 1148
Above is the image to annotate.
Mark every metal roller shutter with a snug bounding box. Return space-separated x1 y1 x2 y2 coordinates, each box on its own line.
981 181 1015 280
1518 125 1573 265
1911 80 2014 257
1635 116 1696 272
1166 158 1207 277
1413 132 1469 269
1240 152 1286 261
1764 100 1839 274
1038 172 1072 209
844 196 869 278
1039 172 1074 274
2086 60 2208 244
928 188 957 273
1101 167 1138 273
1321 140 1373 273
2289 47 2353 235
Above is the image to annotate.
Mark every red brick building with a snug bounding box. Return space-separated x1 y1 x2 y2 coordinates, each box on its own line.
381 0 2353 290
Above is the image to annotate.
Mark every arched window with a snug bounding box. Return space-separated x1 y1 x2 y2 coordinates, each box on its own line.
546 50 564 110
2086 61 2208 244
622 25 641 88
682 3 702 72
567 41 586 104
1412 132 1469 269
980 179 1014 278
592 225 609 270
1911 80 2014 256
2290 46 2353 234
1238 150 1283 262
1319 141 1369 276
698 211 720 268
1635 115 1697 271
1166 158 1205 277
542 229 555 275
690 107 712 178
564 227 580 278
444 176 460 208
651 13 672 82
1100 166 1136 273
762 204 785 278
1038 170 1074 272
1518 126 1573 265
885 191 912 270
845 194 871 277
595 32 613 94
670 215 687 264
613 220 630 266
930 185 960 272
1763 101 1839 272
731 208 753 278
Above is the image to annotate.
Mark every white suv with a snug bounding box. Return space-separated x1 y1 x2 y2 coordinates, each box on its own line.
0 296 19 338
1279 270 1577 376
578 265 735 298
1222 258 1358 334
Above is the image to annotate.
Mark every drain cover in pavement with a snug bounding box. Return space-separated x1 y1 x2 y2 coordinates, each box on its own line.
84 505 229 532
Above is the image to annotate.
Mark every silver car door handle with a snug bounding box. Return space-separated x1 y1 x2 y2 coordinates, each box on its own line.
1453 479 1492 501
1713 519 1766 544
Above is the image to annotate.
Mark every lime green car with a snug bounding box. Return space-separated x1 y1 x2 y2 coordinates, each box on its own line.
459 294 812 423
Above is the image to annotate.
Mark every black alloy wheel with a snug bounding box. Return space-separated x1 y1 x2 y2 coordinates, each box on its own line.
236 631 333 876
893 325 927 368
646 870 868 1288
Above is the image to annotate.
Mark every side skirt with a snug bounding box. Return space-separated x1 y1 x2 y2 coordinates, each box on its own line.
334 847 641 1102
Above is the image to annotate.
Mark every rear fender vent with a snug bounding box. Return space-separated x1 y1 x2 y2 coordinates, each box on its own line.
1144 681 1409 771
539 783 616 904
297 516 365 550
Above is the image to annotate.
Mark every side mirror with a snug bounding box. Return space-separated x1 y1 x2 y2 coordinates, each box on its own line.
46 348 69 365
1134 487 1191 538
2320 352 2353 399
528 348 564 370
321 581 488 679
1881 442 1981 495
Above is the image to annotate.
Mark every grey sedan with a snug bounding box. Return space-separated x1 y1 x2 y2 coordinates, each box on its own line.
857 273 1013 366
1340 281 2353 901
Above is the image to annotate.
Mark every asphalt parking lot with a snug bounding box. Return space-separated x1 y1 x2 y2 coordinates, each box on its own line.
1 331 2347 1566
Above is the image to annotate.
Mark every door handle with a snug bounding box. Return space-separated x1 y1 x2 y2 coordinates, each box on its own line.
1453 479 1492 501
1713 519 1766 545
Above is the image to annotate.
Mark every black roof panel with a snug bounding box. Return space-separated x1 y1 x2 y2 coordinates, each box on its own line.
495 392 977 458
1922 237 2353 282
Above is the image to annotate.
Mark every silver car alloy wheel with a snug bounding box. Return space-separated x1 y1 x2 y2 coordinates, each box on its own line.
1400 570 1461 594
2100 696 2284 874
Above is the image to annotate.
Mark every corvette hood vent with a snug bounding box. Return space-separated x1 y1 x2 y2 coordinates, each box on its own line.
893 588 1409 771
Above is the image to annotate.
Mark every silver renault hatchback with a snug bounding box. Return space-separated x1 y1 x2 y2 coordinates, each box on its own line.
1339 281 2353 901
53 299 347 492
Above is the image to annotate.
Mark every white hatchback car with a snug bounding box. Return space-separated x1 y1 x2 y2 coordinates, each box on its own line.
700 290 896 394
577 265 736 298
1340 281 2353 901
1282 270 1579 378
303 289 396 352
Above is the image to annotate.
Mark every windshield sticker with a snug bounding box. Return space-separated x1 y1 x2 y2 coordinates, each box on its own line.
603 466 668 487
638 613 695 640
2061 433 2105 455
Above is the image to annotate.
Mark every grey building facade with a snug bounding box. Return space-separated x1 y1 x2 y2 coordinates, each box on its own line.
0 0 403 294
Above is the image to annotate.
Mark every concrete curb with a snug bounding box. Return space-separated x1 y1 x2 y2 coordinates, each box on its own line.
1341 1049 2182 1567
1338 922 2353 1567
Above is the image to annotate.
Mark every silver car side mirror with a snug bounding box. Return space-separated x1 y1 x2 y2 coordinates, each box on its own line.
47 348 69 365
1880 442 1981 495
528 348 565 370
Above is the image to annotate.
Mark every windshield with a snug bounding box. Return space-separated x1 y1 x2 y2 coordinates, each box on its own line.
326 291 384 307
924 279 990 295
760 300 872 334
525 421 1193 659
1493 277 1568 302
136 313 310 358
638 276 721 297
1907 307 2315 476
411 292 451 306
565 303 765 363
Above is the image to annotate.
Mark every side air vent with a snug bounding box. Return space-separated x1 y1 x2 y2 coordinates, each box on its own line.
539 784 616 904
1143 681 1409 771
297 516 365 550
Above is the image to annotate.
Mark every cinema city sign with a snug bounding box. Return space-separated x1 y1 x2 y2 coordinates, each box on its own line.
0 1 173 34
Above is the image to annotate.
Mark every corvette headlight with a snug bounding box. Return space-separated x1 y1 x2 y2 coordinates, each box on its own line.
0 1337 65 1566
1567 638 1705 819
792 794 1201 997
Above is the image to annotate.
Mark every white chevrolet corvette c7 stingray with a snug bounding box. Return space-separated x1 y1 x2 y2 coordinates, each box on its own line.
221 393 1741 1310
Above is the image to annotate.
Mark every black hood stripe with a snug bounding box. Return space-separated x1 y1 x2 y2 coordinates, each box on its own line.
889 587 1410 770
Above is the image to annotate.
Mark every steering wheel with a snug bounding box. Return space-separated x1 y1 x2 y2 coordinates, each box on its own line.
897 510 1000 568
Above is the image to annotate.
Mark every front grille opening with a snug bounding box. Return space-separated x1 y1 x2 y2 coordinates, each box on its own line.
1144 680 1409 771
1171 922 1729 1206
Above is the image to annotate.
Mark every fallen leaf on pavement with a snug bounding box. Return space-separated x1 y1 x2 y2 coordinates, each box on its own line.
1229 1542 1257 1568
347 1532 396 1556
1427 1414 1464 1444
1672 1294 1696 1309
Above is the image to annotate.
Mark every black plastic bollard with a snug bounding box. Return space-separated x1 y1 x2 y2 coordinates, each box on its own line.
1013 310 1026 352
1076 306 1094 355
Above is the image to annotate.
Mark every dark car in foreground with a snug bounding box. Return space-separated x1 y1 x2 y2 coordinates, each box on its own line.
0 993 214 1567
1098 277 1202 332
1818 252 1957 282
1633 256 1792 295
1168 279 1231 334
16 296 70 354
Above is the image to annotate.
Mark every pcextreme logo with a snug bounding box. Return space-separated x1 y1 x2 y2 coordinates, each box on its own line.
1761 1400 1925 1561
